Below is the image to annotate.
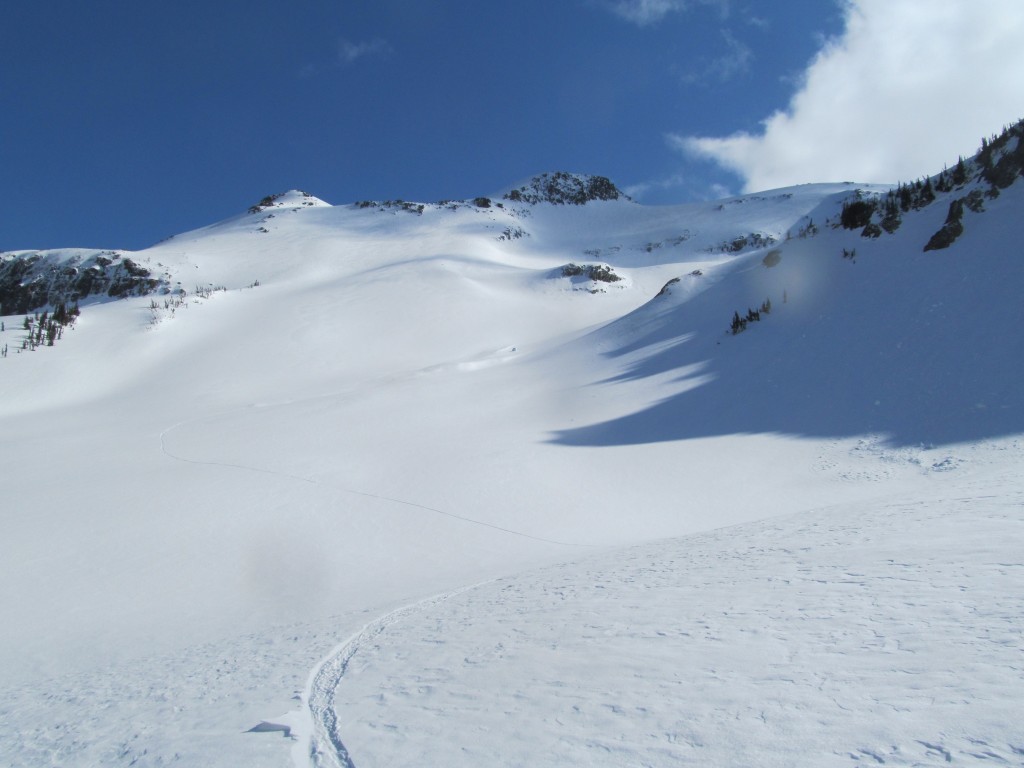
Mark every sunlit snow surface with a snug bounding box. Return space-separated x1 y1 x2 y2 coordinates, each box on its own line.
1 179 1022 766
316 468 1024 767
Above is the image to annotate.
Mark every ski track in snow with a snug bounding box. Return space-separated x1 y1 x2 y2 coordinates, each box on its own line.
0 612 351 768
158 414 595 549
304 484 1024 767
303 584 488 768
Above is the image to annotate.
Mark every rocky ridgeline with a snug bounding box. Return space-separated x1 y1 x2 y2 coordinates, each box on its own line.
834 118 1024 251
349 173 627 213
248 190 323 214
504 172 625 205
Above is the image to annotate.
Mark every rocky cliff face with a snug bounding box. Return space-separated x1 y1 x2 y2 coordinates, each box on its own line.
0 249 165 315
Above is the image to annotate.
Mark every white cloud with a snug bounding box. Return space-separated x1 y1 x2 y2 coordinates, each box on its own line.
623 173 682 198
339 38 392 65
673 0 1024 191
680 29 752 84
609 0 687 25
608 0 729 26
623 172 735 202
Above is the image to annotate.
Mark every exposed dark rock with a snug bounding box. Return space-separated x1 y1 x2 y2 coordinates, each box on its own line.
657 278 680 296
560 263 622 283
0 251 165 314
924 198 966 252
504 173 626 205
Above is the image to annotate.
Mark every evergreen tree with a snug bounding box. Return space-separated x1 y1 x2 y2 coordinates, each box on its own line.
952 156 968 186
899 183 912 212
731 311 743 334
919 176 936 206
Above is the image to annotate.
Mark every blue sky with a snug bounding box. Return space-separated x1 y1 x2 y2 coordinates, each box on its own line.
3 1 1022 250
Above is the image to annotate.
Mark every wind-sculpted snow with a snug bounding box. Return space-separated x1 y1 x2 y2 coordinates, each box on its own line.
310 474 1024 767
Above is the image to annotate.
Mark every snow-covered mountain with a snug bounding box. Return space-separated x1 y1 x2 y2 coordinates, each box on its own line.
1 123 1022 767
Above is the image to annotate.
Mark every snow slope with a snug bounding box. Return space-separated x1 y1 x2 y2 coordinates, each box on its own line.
0 166 1021 766
315 465 1024 767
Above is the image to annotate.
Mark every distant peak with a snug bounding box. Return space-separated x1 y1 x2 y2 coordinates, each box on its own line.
502 172 628 205
247 190 330 214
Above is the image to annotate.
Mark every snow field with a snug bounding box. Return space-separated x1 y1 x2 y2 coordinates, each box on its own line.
0 174 1021 766
316 470 1024 767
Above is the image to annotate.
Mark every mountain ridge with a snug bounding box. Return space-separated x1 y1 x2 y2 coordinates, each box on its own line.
5 114 1022 322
